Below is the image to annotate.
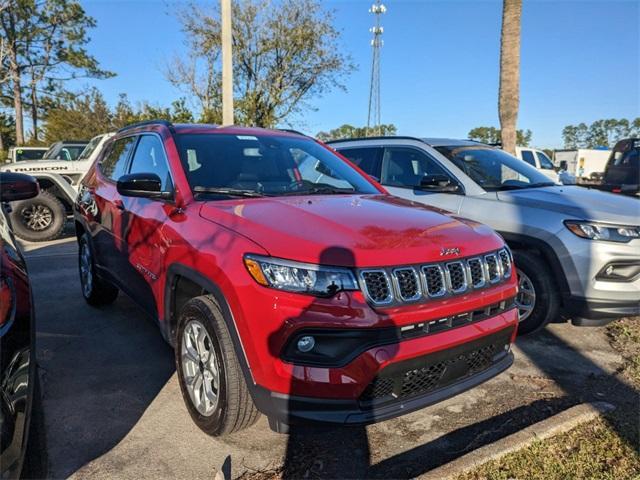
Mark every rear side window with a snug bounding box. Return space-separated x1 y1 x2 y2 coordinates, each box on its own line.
100 137 137 181
381 147 448 187
339 147 382 176
128 135 173 191
520 150 536 167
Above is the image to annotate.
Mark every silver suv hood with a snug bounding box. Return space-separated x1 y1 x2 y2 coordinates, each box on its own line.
497 186 640 225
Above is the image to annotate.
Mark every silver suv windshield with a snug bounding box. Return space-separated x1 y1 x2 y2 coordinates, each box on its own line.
435 146 556 191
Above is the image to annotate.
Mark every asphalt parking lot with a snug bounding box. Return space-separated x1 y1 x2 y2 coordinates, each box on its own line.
25 234 637 479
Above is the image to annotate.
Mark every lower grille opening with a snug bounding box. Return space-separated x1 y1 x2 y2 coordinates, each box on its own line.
359 328 513 405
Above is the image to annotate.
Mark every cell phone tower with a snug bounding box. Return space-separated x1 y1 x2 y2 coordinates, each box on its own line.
367 1 386 136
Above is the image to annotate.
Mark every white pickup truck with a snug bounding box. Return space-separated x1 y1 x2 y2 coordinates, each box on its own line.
0 133 113 241
515 147 576 184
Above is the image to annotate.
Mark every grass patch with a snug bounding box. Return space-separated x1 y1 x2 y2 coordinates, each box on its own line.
459 318 640 480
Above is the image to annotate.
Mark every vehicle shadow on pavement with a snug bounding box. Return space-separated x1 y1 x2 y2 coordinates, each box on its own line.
364 328 638 479
25 239 177 479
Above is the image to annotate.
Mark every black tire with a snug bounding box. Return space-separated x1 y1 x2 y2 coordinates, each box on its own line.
9 190 65 242
513 250 559 335
78 233 119 306
175 295 260 436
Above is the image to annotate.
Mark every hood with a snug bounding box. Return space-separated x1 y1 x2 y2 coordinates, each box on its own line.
0 159 77 174
199 194 504 267
497 186 640 224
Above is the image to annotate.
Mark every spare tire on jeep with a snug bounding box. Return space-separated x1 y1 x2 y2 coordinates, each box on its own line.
9 190 66 242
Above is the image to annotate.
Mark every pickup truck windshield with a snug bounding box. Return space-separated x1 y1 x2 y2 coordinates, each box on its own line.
435 146 555 191
175 134 380 197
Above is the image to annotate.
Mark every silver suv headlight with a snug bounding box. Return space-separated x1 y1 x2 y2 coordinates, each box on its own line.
244 254 359 297
564 221 640 243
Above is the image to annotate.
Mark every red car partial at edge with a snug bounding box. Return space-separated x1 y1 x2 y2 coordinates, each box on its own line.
73 121 518 435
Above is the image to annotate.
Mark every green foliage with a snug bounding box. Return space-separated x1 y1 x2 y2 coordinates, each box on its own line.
43 89 195 142
316 124 397 142
562 118 640 149
0 0 114 141
468 126 532 146
0 112 16 150
169 0 355 127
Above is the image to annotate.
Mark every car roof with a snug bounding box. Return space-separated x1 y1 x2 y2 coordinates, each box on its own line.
327 136 490 148
115 120 307 139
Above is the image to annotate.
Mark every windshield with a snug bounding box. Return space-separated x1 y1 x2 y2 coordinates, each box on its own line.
77 135 104 160
43 143 87 161
174 133 379 197
435 146 556 191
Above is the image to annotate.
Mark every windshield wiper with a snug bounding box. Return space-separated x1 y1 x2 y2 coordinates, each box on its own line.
280 186 356 196
193 186 267 198
498 182 556 191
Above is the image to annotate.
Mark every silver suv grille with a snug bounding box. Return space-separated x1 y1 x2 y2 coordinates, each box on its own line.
359 248 512 306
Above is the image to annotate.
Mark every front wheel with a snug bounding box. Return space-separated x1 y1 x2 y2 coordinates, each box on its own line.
9 190 65 242
512 250 559 335
175 295 260 436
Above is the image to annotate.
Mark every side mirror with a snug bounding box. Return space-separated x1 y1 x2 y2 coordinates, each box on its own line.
559 160 568 171
419 174 460 193
0 172 40 202
117 173 172 200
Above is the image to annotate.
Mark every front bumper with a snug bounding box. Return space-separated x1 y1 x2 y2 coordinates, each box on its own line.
553 230 640 320
564 296 640 326
252 325 514 426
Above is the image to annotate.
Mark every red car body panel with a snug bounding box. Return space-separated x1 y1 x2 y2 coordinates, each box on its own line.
75 123 519 426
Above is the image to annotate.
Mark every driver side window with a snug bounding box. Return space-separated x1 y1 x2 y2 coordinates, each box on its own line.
128 135 173 191
381 147 449 188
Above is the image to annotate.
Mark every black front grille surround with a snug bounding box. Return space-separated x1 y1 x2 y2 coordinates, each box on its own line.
359 248 513 307
359 326 514 405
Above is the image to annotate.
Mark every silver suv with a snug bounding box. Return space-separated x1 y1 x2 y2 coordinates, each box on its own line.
330 137 640 334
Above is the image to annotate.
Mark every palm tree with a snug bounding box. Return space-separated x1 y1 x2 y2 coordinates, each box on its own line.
498 0 522 155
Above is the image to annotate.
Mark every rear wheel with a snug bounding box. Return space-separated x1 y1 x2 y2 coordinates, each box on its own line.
175 295 260 436
513 250 559 335
79 233 118 306
9 190 65 242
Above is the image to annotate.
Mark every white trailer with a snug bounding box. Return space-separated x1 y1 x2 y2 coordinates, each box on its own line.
554 149 611 179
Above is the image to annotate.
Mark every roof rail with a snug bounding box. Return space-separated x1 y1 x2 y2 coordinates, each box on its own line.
278 128 307 136
117 119 173 133
325 135 427 144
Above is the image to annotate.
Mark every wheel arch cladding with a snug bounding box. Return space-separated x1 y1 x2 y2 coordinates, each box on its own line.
165 263 256 386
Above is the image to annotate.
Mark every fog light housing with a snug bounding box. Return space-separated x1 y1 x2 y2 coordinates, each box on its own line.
596 262 640 282
297 336 316 353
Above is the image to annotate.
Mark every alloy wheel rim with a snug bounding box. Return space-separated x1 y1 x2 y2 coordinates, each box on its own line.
79 242 93 297
21 204 53 231
181 320 220 416
515 268 536 322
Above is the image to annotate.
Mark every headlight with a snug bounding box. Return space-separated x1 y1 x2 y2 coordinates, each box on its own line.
243 254 359 297
564 221 640 243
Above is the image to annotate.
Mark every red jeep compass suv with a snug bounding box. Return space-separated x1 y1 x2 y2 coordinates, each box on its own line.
74 121 518 435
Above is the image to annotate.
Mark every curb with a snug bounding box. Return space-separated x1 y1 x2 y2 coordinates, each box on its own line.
419 401 616 480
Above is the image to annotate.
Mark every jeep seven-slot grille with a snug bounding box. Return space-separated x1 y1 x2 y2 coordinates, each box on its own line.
359 328 513 404
359 248 512 306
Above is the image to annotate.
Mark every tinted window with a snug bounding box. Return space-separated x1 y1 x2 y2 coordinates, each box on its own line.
15 149 46 161
435 146 554 191
78 135 104 160
174 134 379 196
520 150 536 166
338 147 381 176
129 135 172 191
381 147 448 187
100 137 137 181
536 151 555 169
